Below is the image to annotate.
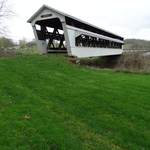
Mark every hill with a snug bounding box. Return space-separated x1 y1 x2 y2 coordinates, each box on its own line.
0 54 150 150
124 38 150 49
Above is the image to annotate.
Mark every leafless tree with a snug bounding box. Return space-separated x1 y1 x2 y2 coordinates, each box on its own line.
0 0 15 36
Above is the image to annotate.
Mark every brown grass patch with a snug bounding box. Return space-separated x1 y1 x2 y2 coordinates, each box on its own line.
0 50 21 58
116 51 150 72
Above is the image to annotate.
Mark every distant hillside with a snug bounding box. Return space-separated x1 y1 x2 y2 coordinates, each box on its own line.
124 39 150 50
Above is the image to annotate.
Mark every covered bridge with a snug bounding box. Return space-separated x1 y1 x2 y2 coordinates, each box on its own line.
27 5 124 58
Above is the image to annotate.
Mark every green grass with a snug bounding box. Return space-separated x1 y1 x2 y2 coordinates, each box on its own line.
16 45 39 55
0 54 150 150
123 44 133 49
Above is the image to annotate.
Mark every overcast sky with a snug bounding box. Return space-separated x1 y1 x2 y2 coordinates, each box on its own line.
8 0 150 41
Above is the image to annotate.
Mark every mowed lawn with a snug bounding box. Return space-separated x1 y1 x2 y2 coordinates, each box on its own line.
0 54 150 150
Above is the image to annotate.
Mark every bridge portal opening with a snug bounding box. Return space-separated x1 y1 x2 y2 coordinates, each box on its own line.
35 18 67 53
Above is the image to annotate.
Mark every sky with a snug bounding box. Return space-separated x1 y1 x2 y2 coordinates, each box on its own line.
6 0 150 42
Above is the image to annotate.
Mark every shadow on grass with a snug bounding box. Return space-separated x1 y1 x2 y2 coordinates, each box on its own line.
70 55 120 69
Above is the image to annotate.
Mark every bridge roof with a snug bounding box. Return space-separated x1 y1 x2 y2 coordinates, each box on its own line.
27 5 124 41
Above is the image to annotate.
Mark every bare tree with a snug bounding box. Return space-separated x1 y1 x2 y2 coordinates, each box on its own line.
0 0 15 36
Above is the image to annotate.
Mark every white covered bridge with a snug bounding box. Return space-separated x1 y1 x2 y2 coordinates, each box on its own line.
27 5 124 58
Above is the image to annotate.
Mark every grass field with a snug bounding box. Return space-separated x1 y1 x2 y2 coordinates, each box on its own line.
15 45 39 55
0 54 150 150
123 44 133 49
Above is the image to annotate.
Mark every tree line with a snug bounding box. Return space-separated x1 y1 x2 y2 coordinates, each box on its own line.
124 39 150 50
0 37 15 49
0 37 36 50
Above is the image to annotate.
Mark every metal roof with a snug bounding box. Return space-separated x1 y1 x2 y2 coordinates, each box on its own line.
27 5 124 40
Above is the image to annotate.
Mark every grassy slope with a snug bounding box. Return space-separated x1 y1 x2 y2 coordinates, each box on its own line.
0 54 150 150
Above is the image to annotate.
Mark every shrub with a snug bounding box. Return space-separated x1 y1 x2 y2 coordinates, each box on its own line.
0 49 21 58
116 51 150 72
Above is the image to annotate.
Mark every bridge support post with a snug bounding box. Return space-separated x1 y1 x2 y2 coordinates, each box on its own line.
32 25 47 54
